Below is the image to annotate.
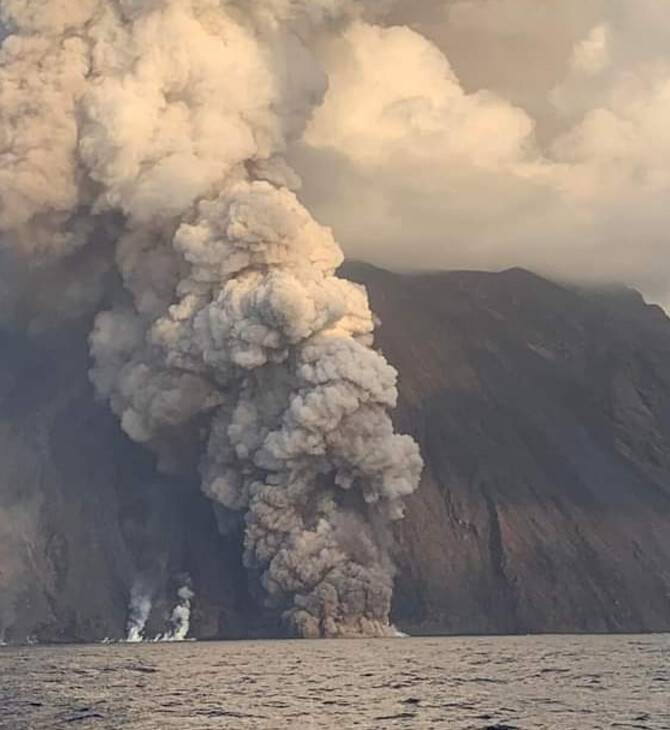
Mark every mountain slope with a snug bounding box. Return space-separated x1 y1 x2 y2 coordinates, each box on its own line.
0 330 252 644
344 264 670 634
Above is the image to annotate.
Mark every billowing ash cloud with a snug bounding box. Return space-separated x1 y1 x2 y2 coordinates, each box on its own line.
0 0 422 638
293 0 670 308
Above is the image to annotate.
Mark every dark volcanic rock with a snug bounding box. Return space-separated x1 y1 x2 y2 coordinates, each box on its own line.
1 265 670 640
0 329 252 643
344 263 670 635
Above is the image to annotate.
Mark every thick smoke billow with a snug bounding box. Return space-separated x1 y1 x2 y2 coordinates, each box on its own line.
0 0 422 638
293 0 670 309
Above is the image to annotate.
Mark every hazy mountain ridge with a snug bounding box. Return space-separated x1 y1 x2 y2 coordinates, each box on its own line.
1 266 670 642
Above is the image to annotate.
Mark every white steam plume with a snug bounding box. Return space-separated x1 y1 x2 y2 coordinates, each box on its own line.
126 582 152 643
0 0 422 638
158 583 194 642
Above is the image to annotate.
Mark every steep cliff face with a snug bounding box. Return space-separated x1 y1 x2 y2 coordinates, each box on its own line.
0 330 252 644
344 264 670 635
2 266 670 641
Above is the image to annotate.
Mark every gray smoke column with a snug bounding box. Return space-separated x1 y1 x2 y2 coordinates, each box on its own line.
0 0 422 637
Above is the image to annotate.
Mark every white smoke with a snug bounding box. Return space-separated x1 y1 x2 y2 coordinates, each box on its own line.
157 583 194 642
125 582 152 643
126 581 194 642
0 0 422 638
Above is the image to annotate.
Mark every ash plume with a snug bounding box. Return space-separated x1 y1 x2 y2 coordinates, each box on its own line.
0 0 422 638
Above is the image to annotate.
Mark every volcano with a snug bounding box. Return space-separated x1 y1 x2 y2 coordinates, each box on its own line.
2 265 670 642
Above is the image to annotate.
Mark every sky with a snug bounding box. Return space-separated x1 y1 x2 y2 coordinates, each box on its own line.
2 0 670 309
288 0 670 310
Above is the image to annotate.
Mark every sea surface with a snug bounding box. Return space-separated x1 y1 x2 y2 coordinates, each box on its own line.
1 634 668 729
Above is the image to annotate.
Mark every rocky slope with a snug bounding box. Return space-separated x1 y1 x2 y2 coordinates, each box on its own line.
1 266 670 641
345 264 670 635
0 330 253 644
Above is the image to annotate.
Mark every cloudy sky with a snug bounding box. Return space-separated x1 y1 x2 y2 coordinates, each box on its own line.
2 0 670 309
290 0 670 309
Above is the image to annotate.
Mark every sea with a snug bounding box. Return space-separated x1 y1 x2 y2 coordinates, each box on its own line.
1 634 668 729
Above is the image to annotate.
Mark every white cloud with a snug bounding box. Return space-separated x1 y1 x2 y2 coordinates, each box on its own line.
293 0 670 308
